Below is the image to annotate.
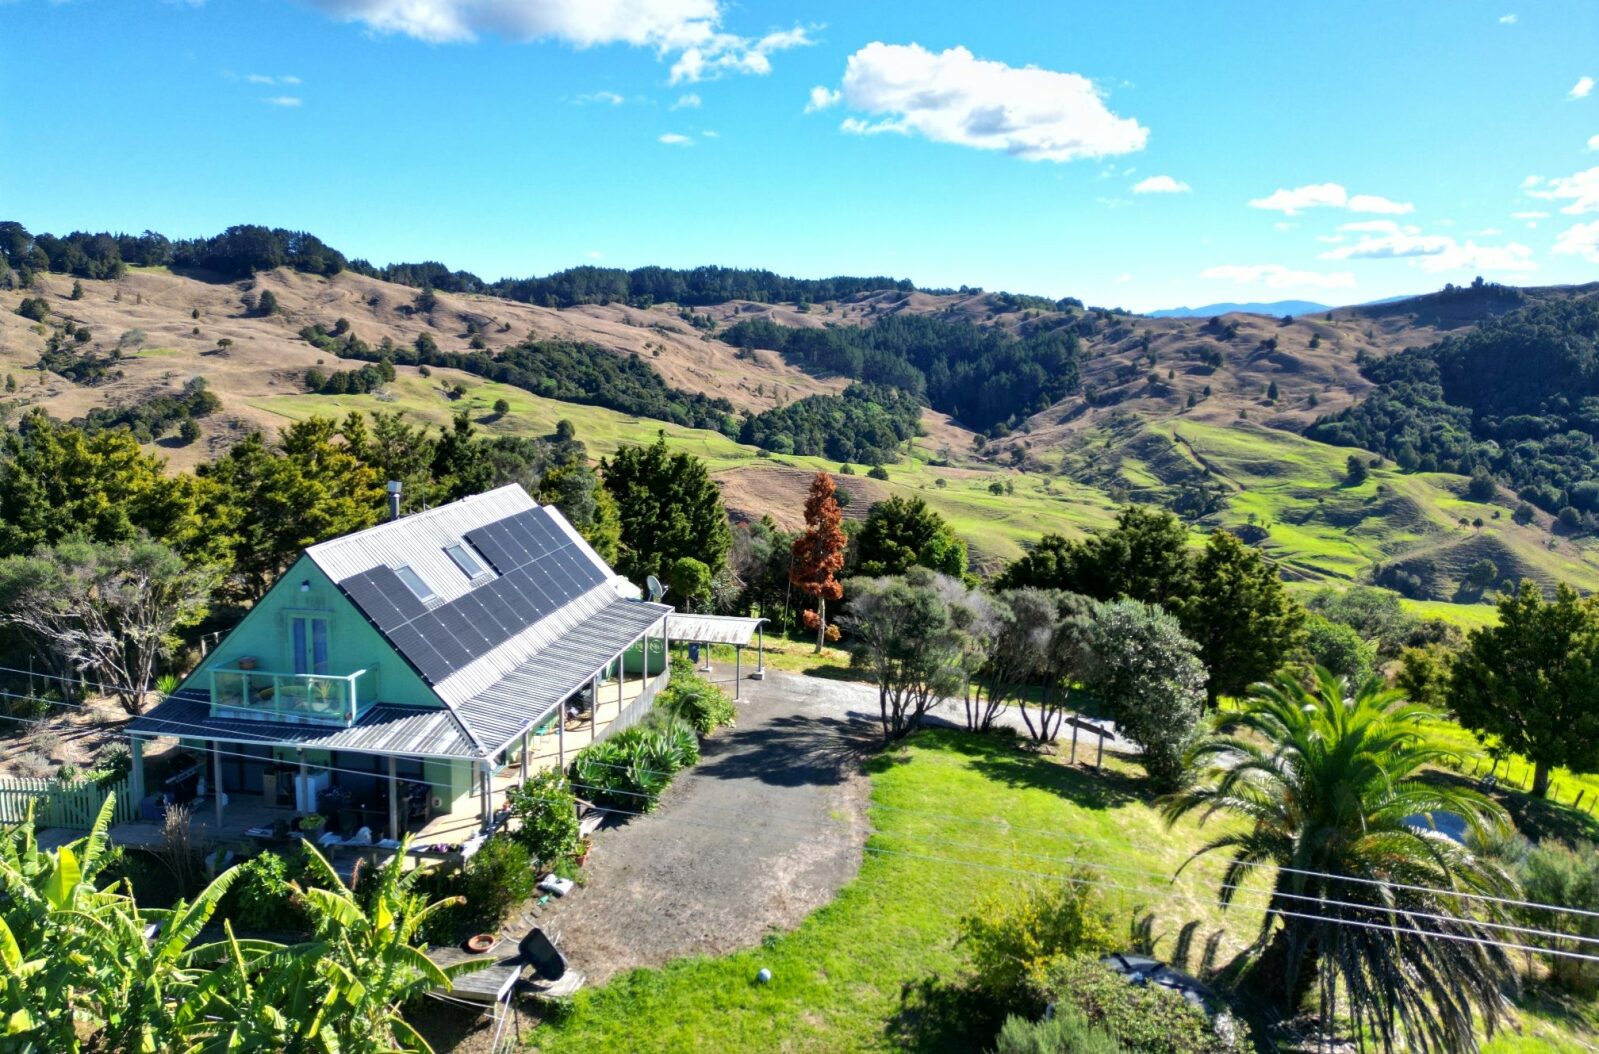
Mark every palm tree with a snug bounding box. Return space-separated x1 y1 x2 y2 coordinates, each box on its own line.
1162 668 1517 1054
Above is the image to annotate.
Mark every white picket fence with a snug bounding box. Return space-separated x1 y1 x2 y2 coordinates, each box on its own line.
0 775 137 830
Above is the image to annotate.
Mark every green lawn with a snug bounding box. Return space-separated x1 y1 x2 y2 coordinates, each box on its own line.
524 728 1593 1054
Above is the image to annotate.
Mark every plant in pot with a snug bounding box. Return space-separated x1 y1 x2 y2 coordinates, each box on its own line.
298 813 326 834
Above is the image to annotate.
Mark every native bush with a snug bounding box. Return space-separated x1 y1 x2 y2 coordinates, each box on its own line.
958 876 1117 1011
1030 957 1251 1054
993 1009 1124 1054
507 769 581 868
660 665 735 735
224 849 306 932
458 835 538 932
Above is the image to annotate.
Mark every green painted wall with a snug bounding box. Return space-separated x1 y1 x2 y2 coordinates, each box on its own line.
179 555 440 713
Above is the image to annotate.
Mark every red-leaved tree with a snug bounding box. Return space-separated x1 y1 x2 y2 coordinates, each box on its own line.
790 472 847 653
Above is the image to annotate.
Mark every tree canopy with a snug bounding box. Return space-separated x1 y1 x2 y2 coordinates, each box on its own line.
602 434 731 586
855 495 968 579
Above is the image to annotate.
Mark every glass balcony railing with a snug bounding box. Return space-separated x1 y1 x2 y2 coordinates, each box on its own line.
209 667 368 726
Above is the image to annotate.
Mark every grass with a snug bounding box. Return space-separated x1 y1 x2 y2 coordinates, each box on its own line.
525 727 1598 1053
527 730 1269 1053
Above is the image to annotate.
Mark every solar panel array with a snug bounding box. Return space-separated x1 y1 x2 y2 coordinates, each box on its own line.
337 508 609 685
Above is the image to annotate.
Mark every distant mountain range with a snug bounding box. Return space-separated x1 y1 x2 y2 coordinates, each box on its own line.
1148 295 1420 318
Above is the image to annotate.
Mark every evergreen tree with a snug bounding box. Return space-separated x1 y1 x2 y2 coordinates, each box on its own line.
538 463 620 563
855 495 967 578
1181 530 1304 705
602 434 730 585
1450 581 1599 797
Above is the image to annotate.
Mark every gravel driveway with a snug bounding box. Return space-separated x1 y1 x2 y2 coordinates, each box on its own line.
531 668 876 983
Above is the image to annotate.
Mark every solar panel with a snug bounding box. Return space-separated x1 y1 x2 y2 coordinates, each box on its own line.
465 525 518 575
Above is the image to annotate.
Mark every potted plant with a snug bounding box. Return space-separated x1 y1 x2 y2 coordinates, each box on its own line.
298 813 326 834
575 834 593 867
465 933 496 954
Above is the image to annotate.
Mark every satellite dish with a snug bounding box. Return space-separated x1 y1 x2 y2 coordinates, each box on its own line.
646 575 666 602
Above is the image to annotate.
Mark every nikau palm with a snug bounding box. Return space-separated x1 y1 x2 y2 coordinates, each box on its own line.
1163 668 1516 1054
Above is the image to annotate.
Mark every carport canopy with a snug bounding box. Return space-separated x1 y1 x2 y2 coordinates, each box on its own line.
663 614 768 696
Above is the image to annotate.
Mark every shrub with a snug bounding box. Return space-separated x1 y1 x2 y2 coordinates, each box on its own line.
660 673 735 736
458 835 538 932
507 769 580 868
958 877 1117 1010
994 1009 1124 1054
92 741 133 785
1029 957 1250 1054
15 297 48 322
225 850 305 932
1517 841 1599 991
568 717 701 811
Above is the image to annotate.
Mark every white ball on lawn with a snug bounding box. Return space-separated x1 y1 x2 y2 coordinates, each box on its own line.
756 968 772 984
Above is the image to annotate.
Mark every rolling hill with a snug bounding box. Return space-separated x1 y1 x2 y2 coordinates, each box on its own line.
5 258 1599 622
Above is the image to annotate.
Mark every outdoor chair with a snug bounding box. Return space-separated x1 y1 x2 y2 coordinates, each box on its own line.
519 927 567 981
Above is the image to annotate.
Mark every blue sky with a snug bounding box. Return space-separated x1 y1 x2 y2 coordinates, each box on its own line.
2 0 1596 311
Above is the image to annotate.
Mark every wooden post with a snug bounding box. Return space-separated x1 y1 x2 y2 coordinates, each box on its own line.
129 737 145 808
212 741 225 831
387 756 399 841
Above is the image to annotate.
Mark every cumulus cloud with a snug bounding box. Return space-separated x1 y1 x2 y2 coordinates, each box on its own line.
1320 231 1536 272
658 132 693 145
671 92 701 109
1338 219 1418 234
263 96 303 107
1571 76 1595 100
586 249 604 260
1499 13 1517 23
1589 134 1599 151
1247 182 1413 216
1512 210 1550 220
1524 166 1599 214
816 42 1147 162
1554 219 1599 262
305 1 811 83
575 90 625 105
1132 175 1189 194
1199 264 1356 290
805 85 841 112
1113 273 1132 284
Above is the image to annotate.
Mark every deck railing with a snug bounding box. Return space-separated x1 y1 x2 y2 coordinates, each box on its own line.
209 667 368 726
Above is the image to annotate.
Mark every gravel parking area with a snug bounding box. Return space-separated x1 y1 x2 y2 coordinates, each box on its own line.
533 668 876 984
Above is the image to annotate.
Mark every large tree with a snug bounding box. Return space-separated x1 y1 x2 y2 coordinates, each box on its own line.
538 462 621 563
1181 530 1304 705
1083 599 1206 789
982 588 1094 741
854 495 968 578
1449 581 1599 797
790 472 847 651
0 536 218 712
602 433 731 586
1164 670 1515 1052
841 568 972 741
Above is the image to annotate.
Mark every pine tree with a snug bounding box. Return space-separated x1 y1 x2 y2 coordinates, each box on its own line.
790 472 846 653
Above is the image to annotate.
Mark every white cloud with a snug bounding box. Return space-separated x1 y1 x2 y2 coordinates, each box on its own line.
819 42 1147 162
1471 227 1504 236
1588 134 1599 151
1512 210 1550 220
306 1 812 83
1337 219 1419 234
281 75 303 85
1524 166 1599 214
671 92 701 109
1113 273 1132 284
586 249 604 260
263 96 303 107
244 73 300 86
700 129 717 137
1571 76 1595 100
1320 231 1536 272
1199 264 1356 290
575 90 625 105
1273 221 1296 232
658 132 693 145
1247 182 1413 216
1132 175 1189 194
805 85 841 113
1553 220 1599 262
1499 12 1517 23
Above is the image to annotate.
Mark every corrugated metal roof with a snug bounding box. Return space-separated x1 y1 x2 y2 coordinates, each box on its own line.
125 691 476 759
458 597 670 754
665 613 767 647
306 484 537 605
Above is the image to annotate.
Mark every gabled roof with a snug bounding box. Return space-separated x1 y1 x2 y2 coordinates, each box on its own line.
311 484 668 755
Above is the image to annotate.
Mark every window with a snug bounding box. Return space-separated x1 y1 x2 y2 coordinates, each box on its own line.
394 565 437 603
291 614 330 675
444 542 487 579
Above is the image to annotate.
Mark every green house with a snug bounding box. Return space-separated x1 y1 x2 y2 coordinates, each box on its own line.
122 484 672 855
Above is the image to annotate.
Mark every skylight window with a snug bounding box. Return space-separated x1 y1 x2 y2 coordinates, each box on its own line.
445 542 488 579
394 564 437 603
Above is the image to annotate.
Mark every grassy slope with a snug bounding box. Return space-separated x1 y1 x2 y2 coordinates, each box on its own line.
527 730 1586 1053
